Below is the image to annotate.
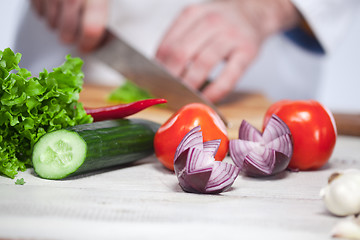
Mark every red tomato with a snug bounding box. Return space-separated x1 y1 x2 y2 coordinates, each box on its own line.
154 103 229 171
263 100 337 171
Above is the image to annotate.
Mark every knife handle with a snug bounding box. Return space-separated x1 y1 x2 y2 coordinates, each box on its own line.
334 113 360 136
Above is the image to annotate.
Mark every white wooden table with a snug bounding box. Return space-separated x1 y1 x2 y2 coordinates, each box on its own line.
1 135 359 240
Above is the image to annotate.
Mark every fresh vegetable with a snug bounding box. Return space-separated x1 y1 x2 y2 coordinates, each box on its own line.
263 100 337 171
331 215 360 240
320 169 360 217
108 80 153 103
0 48 92 178
229 114 293 177
154 103 228 171
174 126 240 194
15 178 25 185
32 119 160 180
85 98 167 122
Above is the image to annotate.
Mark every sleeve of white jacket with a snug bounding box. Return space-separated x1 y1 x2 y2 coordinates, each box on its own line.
290 0 360 54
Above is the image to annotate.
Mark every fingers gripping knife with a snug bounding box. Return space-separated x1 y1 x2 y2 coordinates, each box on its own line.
94 31 228 125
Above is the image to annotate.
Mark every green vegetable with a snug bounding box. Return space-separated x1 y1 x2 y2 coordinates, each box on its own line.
108 80 153 103
0 48 92 178
15 178 25 185
32 119 159 180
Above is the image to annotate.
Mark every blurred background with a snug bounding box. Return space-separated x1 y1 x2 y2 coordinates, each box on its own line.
1 0 359 113
0 1 21 51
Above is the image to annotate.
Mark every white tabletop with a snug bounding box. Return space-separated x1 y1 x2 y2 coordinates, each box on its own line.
1 135 359 240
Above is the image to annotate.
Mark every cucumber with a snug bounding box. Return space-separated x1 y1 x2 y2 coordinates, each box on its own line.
32 119 160 179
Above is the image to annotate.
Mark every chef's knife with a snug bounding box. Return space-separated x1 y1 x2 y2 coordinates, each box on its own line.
94 32 227 124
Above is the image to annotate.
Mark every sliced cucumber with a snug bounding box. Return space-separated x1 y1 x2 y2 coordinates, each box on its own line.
32 129 87 179
32 119 159 179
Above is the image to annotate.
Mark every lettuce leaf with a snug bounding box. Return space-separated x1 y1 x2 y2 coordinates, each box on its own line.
0 48 93 178
108 80 153 103
15 178 25 185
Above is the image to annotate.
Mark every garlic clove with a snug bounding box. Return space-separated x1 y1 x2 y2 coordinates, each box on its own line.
332 215 360 240
320 169 360 217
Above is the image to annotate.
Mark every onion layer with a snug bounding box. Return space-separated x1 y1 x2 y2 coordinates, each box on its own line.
229 114 293 177
174 126 240 194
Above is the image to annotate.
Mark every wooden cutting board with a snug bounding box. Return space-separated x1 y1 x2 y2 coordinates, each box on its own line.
79 84 272 139
79 84 360 137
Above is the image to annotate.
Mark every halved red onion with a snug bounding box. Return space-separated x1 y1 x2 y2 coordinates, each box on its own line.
174 126 240 194
229 114 293 177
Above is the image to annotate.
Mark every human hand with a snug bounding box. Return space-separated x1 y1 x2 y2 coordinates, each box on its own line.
156 0 300 103
31 0 109 52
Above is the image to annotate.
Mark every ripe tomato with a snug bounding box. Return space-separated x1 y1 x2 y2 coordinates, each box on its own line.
263 100 337 170
154 103 228 171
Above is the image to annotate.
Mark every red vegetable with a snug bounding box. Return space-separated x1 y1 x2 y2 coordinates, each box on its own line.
85 98 167 122
174 126 240 194
229 114 293 177
263 100 337 171
154 103 228 171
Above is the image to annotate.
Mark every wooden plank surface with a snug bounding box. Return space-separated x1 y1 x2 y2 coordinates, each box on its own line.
1 136 360 239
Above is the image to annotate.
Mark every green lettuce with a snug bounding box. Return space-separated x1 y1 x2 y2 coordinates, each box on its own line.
108 80 153 103
15 178 25 185
0 48 92 178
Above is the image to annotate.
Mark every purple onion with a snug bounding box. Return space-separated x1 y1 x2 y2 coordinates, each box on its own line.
229 114 293 177
174 126 240 194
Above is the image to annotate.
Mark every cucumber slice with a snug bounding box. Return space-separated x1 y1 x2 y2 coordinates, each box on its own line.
32 129 87 179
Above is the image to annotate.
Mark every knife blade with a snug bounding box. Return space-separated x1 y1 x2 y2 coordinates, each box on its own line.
94 32 227 124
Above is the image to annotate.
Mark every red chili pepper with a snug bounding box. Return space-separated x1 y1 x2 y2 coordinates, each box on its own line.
85 98 167 122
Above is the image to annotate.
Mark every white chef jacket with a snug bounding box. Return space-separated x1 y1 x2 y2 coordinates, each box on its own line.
14 0 360 111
